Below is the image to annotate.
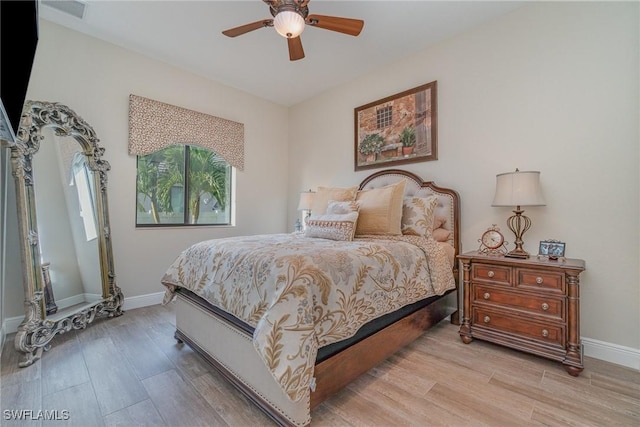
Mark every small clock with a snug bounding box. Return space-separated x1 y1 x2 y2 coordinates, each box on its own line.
478 225 508 255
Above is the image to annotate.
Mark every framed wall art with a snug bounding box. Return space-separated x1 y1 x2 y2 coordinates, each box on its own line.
354 81 437 171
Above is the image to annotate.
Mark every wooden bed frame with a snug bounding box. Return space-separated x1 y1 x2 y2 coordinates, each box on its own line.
173 169 460 426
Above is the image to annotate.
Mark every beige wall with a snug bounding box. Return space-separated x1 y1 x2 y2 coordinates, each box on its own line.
288 2 639 350
3 19 289 318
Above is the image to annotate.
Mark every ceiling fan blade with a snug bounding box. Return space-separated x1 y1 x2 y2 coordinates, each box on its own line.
222 19 273 37
306 14 364 36
287 36 305 61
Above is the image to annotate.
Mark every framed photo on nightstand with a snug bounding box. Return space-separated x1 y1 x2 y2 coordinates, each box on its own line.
539 240 566 260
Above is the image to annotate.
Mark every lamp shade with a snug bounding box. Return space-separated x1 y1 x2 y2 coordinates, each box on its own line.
492 170 545 207
297 190 315 211
274 10 305 38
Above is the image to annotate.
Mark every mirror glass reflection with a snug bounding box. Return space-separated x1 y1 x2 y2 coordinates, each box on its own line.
32 128 103 320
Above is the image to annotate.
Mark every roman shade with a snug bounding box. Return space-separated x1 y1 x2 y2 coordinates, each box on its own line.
128 94 244 170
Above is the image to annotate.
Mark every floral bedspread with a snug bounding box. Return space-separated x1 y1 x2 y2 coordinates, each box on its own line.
161 233 455 402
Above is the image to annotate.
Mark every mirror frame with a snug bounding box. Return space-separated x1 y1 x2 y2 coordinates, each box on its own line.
5 101 123 367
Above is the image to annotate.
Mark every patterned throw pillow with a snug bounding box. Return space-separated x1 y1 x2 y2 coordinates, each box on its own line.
305 212 359 241
401 196 439 236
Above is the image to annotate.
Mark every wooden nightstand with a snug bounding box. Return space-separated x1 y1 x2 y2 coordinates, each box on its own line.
458 251 586 376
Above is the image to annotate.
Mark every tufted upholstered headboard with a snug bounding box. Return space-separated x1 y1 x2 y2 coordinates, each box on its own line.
359 169 461 260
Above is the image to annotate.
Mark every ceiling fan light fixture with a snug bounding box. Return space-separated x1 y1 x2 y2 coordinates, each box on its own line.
274 10 305 38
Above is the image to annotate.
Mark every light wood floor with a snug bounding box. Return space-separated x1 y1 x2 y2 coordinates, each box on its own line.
2 303 639 426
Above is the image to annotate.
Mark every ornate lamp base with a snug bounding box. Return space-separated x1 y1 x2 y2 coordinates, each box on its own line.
505 248 530 259
505 207 532 259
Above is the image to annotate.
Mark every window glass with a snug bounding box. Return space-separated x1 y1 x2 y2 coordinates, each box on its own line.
71 159 97 241
136 145 232 226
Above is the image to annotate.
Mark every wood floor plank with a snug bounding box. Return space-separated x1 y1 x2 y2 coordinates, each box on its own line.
585 355 640 384
365 360 436 397
2 304 639 427
540 370 640 423
0 378 42 426
417 332 551 385
530 405 604 427
589 371 640 401
490 371 635 426
190 371 274 426
320 384 417 426
144 320 212 381
42 331 90 396
310 403 355 427
103 399 166 427
108 322 174 380
138 303 176 327
1 334 42 387
141 369 228 427
345 370 474 426
42 381 103 427
81 337 149 416
424 381 536 426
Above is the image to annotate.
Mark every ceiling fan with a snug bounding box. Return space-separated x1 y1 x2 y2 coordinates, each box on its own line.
222 0 364 61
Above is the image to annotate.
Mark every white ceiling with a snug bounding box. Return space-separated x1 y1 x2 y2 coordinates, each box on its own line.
39 0 526 106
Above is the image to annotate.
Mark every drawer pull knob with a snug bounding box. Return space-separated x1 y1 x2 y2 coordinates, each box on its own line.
483 316 491 323
536 277 544 284
483 292 491 300
488 271 495 278
542 329 549 338
541 303 549 311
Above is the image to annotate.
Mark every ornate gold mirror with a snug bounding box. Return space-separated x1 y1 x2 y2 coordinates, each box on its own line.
6 101 123 367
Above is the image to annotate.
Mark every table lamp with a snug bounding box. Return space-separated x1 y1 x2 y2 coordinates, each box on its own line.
492 169 545 258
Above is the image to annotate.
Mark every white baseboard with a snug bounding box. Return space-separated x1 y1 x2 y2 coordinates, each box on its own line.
3 315 23 335
121 291 165 311
582 337 640 371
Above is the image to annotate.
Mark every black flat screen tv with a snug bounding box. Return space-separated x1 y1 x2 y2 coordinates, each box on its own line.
0 0 39 142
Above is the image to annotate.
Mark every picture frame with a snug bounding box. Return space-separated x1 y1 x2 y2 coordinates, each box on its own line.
354 81 437 171
539 239 566 259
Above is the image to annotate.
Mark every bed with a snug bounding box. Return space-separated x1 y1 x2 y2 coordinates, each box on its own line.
161 169 460 426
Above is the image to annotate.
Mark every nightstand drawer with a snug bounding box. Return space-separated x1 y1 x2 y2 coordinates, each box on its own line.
473 285 564 321
472 263 511 285
472 307 565 347
517 268 564 293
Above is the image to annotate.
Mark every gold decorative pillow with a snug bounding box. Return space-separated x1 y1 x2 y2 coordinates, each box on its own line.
401 195 439 236
305 212 359 241
310 186 358 216
355 180 407 236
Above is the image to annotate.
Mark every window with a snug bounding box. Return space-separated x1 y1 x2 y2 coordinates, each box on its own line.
376 105 393 129
136 145 233 226
70 153 97 241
